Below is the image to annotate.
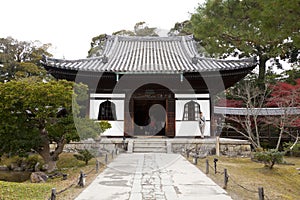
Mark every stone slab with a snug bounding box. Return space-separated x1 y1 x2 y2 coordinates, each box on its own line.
75 153 232 200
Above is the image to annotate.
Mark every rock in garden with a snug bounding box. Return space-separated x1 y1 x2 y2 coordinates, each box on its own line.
30 172 48 183
13 167 24 172
10 163 18 170
41 164 48 171
48 172 63 179
0 165 9 171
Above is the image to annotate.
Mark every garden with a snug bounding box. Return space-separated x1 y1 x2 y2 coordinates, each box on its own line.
0 152 115 200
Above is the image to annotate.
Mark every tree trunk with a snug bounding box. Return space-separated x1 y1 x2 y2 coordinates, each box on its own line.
254 116 261 148
37 145 58 173
44 157 58 173
276 128 284 151
36 129 66 173
258 55 268 84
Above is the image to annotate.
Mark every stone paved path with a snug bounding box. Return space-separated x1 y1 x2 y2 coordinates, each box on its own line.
75 153 232 200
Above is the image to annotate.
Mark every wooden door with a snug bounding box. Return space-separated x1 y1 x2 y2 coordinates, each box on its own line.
166 98 175 137
124 98 134 137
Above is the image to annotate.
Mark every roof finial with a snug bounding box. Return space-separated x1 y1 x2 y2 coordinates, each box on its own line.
192 55 198 64
102 55 108 64
42 54 47 62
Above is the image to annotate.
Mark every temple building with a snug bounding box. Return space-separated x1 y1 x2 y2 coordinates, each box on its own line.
41 35 256 138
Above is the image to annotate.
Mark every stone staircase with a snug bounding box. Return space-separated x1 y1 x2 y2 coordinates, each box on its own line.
132 139 168 153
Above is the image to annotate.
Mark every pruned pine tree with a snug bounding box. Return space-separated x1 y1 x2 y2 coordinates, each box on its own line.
190 0 300 83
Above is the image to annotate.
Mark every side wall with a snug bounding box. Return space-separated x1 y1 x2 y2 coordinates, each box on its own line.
90 93 125 136
175 94 211 137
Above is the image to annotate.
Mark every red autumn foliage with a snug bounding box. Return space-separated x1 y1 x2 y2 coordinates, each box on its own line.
266 78 300 108
291 118 300 128
266 78 300 128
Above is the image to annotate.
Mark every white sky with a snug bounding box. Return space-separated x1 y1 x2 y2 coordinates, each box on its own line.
0 0 202 59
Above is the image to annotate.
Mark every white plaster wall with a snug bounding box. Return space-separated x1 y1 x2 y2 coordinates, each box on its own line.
89 99 124 120
176 99 210 121
89 93 212 137
90 94 125 137
176 121 211 137
175 94 211 137
101 121 124 137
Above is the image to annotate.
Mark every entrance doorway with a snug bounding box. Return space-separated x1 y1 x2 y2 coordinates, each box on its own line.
124 84 175 137
134 99 166 136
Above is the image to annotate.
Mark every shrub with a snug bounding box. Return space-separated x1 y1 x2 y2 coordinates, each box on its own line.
24 155 43 171
73 149 94 165
99 121 112 133
253 149 284 169
0 154 43 171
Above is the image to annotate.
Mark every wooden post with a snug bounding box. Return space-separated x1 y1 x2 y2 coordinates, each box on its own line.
50 188 56 200
112 150 114 159
258 187 264 200
78 170 86 187
223 169 228 189
186 149 190 159
62 173 68 180
193 156 198 165
105 154 108 164
96 159 99 173
214 158 218 174
122 136 126 150
216 136 220 156
205 159 209 174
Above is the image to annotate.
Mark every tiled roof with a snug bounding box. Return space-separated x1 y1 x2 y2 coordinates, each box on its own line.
41 35 257 73
214 106 300 116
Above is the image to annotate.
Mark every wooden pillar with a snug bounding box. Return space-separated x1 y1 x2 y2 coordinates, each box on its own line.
210 94 215 137
166 97 175 137
86 91 91 118
124 97 134 137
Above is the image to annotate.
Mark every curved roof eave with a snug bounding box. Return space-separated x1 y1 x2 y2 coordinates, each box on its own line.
41 35 257 74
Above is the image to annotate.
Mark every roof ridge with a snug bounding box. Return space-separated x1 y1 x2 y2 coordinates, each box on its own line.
42 54 104 63
108 34 194 42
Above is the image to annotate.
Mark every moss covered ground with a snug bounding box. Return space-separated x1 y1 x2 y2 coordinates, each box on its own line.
191 156 300 200
0 153 111 200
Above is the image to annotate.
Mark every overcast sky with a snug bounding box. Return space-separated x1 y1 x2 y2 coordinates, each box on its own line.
1 0 202 59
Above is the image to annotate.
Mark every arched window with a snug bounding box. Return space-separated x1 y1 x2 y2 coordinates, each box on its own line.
182 101 201 121
98 100 116 120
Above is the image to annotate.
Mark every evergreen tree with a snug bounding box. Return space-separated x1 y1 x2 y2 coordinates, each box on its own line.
0 37 52 82
190 0 300 82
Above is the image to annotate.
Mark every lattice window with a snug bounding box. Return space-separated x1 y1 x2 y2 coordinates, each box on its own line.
98 100 116 120
182 101 201 121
